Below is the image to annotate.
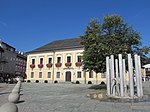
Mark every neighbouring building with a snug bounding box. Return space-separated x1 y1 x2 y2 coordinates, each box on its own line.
143 64 150 77
15 52 27 79
0 40 16 82
0 40 27 82
26 38 106 84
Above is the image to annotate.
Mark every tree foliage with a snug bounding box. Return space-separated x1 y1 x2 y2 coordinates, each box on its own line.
80 14 150 73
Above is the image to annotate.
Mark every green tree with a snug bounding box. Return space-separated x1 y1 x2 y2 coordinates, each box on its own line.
80 14 150 73
80 19 105 74
134 46 150 65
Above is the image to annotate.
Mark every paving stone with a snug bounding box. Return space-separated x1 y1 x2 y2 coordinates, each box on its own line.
1 82 150 112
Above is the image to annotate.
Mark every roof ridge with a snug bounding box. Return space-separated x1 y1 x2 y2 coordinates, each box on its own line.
52 37 81 41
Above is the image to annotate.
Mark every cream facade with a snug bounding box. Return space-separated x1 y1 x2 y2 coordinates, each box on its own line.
26 48 106 84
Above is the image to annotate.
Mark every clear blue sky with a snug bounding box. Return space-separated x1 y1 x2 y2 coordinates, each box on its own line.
0 0 150 57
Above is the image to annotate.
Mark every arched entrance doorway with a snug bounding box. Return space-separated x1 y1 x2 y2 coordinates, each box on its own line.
65 71 71 82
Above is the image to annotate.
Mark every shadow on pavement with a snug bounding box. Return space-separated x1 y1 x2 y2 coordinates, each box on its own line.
89 84 107 90
0 91 11 95
17 100 25 104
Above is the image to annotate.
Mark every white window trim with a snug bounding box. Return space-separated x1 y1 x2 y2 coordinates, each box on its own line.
48 56 53 64
89 71 93 78
76 54 82 62
56 72 61 78
66 55 72 63
39 72 42 78
77 71 82 78
31 58 36 64
56 55 62 63
47 72 51 78
31 72 34 78
39 57 44 64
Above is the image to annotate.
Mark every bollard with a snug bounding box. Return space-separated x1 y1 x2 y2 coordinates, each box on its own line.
0 102 18 112
16 81 21 87
12 88 20 93
17 82 21 86
8 93 20 103
14 83 21 89
14 85 20 89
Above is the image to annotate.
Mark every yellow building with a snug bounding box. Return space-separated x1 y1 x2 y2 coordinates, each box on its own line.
26 38 106 84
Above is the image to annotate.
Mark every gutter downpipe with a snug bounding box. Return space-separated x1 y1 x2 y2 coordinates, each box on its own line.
52 50 55 84
84 70 86 84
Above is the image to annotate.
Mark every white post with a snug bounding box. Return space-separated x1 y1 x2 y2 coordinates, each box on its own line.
115 59 119 79
138 56 143 96
123 59 127 96
115 59 119 96
119 54 124 97
106 57 111 96
128 54 134 98
111 55 115 96
134 54 141 97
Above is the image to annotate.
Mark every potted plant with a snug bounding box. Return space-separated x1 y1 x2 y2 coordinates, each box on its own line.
55 63 62 67
65 62 72 67
30 64 35 68
38 64 43 68
46 63 53 68
75 62 82 67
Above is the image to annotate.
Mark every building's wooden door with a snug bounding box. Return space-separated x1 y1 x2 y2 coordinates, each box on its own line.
65 71 71 82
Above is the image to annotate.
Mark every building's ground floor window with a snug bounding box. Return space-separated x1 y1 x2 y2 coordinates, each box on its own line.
31 72 34 78
101 73 106 78
39 72 42 78
89 70 93 78
77 71 82 78
56 72 60 78
47 72 51 78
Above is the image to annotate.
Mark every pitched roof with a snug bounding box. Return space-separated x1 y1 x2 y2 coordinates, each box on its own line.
27 38 83 54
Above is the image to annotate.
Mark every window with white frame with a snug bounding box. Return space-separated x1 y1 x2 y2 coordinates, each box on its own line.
40 58 43 64
32 59 35 64
47 72 51 78
39 72 42 78
101 73 106 78
56 72 60 78
31 72 34 78
77 56 81 62
89 71 93 78
57 57 61 63
77 71 82 78
48 57 52 63
67 56 71 63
